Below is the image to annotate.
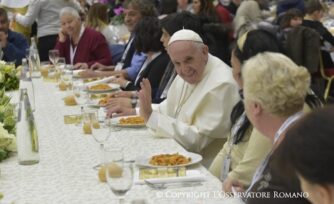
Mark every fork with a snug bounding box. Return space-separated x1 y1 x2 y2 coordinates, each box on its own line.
144 180 202 190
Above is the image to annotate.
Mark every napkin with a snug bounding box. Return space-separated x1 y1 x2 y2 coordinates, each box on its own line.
134 169 206 185
84 76 115 87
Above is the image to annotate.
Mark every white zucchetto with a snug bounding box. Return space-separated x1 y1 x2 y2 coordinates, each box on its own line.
168 29 203 46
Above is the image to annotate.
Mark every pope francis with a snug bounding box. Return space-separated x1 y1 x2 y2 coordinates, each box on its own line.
138 29 239 166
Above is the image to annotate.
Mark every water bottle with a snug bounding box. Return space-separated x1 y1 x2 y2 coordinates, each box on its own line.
29 38 41 78
20 58 35 111
16 88 39 165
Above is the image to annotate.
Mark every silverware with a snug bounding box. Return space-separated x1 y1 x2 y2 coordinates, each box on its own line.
144 180 202 190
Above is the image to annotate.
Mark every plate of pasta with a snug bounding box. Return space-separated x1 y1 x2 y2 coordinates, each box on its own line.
135 152 203 167
110 115 146 128
86 83 120 93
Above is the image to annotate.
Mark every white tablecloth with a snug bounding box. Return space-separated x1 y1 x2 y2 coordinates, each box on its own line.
0 79 241 204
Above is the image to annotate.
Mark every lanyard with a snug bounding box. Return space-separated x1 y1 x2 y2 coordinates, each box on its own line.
115 36 135 71
221 112 246 181
246 111 303 193
70 25 85 65
120 36 134 63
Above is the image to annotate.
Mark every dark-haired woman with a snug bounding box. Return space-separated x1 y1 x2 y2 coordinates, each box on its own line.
114 16 169 97
104 16 169 112
192 0 219 23
275 105 334 204
209 29 322 192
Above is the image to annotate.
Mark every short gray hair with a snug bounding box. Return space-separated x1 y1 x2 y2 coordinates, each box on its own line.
59 7 80 19
243 52 310 117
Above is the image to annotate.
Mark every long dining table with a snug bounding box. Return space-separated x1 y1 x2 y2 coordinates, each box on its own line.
0 78 241 204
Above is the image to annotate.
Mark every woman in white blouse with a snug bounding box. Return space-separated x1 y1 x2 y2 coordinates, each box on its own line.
85 3 117 45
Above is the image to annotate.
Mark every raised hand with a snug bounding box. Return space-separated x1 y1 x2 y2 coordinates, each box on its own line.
138 78 152 122
58 29 68 43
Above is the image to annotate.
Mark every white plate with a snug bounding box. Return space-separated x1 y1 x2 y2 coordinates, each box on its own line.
87 99 107 108
86 83 120 93
135 152 203 168
110 116 146 128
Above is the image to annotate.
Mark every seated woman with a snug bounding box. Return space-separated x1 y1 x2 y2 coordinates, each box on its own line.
115 17 169 94
55 7 112 69
105 17 169 110
275 106 334 204
237 52 312 204
85 3 116 45
209 29 322 192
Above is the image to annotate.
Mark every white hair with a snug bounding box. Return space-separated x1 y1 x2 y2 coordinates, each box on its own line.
243 52 311 117
59 7 80 19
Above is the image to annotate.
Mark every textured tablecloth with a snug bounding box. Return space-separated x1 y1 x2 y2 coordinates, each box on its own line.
0 79 241 204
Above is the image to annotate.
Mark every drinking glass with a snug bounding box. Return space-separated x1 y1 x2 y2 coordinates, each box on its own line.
49 49 59 66
91 117 111 169
72 80 88 106
60 69 73 92
57 57 66 70
104 147 133 204
82 110 97 134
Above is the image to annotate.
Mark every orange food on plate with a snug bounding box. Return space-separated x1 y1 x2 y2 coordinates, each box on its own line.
119 116 145 125
89 83 111 91
98 95 113 106
149 153 191 166
98 98 109 106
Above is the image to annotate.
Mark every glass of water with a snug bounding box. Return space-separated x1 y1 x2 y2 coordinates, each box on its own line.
104 147 133 204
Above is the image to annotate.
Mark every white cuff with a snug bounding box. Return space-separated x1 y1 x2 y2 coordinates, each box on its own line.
146 111 158 131
135 107 140 115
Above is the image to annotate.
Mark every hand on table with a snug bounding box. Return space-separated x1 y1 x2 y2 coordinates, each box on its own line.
73 62 89 70
110 91 136 98
78 69 102 78
110 75 129 88
91 62 114 71
106 105 136 118
106 98 132 109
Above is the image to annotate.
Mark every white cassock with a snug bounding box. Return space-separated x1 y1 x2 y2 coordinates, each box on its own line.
147 54 239 166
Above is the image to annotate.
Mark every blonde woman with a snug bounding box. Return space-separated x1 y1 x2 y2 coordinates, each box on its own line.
238 52 311 204
86 3 116 45
209 30 322 194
